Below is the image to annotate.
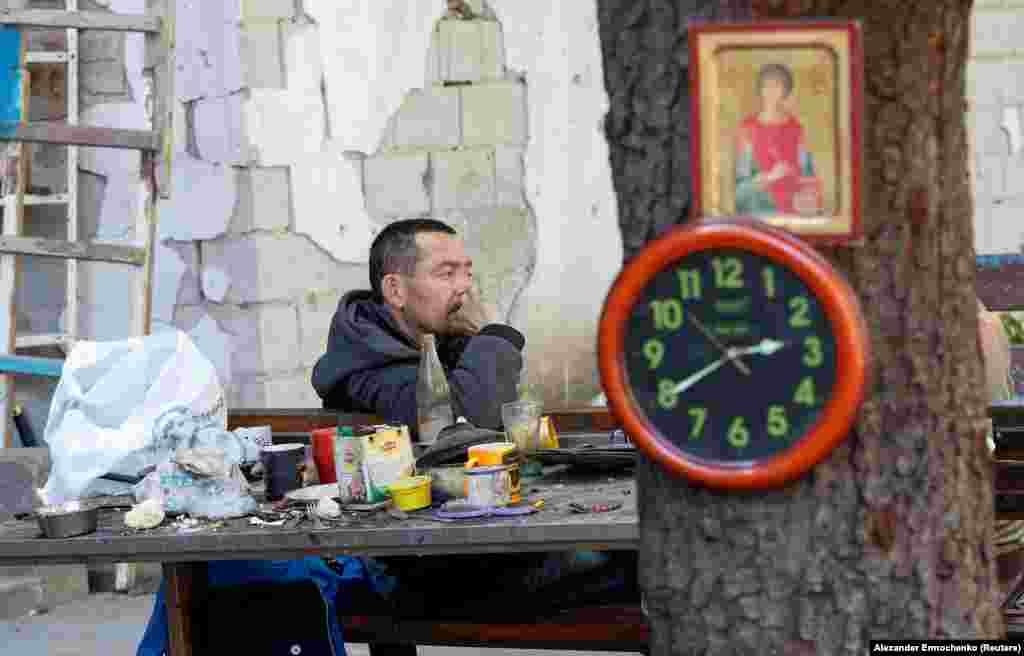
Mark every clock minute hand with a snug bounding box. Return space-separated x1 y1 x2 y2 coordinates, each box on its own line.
670 355 731 396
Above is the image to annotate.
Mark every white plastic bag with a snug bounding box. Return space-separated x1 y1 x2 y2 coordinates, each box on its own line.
41 330 226 504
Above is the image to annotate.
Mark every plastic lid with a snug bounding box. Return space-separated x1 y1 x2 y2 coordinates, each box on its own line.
339 426 354 437
388 475 430 491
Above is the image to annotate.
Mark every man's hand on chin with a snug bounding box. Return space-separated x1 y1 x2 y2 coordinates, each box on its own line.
446 286 497 336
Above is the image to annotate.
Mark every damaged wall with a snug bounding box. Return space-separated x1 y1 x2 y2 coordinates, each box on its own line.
3 0 1016 426
970 1 1024 256
158 0 622 407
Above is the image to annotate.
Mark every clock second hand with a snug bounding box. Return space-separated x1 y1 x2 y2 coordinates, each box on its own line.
688 313 751 376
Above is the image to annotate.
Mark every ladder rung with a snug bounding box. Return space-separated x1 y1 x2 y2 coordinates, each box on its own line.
3 193 70 206
0 9 161 33
0 236 145 264
0 354 63 378
0 123 160 151
16 333 71 349
26 51 69 64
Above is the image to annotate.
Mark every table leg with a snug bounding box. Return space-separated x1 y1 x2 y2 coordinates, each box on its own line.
165 562 208 656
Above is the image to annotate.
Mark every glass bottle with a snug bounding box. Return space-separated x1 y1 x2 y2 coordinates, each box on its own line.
517 354 542 404
417 334 454 444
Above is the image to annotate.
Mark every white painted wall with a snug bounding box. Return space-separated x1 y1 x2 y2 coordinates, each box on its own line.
18 0 1013 412
297 0 622 400
970 1 1024 255
495 2 621 398
152 0 625 405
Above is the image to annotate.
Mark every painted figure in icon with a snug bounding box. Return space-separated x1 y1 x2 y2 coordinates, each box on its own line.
735 63 823 216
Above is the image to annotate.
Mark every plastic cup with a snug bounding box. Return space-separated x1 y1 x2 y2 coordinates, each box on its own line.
311 427 338 484
502 400 542 453
260 443 304 501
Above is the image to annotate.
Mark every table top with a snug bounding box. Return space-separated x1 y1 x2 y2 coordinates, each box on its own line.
0 468 637 567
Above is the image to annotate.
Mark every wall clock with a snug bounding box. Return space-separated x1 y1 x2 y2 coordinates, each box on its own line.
598 218 870 490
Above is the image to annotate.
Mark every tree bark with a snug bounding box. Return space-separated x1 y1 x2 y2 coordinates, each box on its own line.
596 0 1001 652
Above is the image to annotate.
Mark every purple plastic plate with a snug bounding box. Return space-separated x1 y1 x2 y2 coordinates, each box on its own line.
491 505 538 516
434 506 491 520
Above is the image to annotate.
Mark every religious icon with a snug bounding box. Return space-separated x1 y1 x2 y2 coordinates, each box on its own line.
690 21 864 243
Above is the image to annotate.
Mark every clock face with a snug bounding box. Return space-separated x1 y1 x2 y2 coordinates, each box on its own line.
599 218 869 489
623 248 838 466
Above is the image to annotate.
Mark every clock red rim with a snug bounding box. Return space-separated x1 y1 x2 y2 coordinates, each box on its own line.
597 218 870 490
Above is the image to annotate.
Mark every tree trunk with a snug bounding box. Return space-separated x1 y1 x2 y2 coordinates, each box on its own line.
596 0 1001 652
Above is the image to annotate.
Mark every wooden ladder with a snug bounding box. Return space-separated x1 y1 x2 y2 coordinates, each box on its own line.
0 2 173 449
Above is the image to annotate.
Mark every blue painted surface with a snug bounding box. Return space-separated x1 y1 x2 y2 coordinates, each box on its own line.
0 27 21 128
0 355 63 377
978 254 1024 270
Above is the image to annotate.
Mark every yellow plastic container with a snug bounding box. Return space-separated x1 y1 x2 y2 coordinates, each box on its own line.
388 475 432 511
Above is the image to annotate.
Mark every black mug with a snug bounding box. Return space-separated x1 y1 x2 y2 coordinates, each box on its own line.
260 443 304 502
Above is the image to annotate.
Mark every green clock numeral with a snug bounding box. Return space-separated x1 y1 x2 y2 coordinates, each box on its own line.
789 296 812 328
803 336 823 368
650 299 683 331
677 269 702 300
643 338 665 370
688 407 707 440
657 380 678 410
727 416 750 449
794 377 816 406
712 256 744 289
767 405 788 438
763 267 776 299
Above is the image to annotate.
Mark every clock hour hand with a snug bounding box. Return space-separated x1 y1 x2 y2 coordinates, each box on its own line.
733 338 787 358
688 313 751 376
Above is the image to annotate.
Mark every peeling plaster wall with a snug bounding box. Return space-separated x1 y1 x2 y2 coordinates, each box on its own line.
970 1 1024 256
5 0 1015 423
149 0 623 408
495 1 622 402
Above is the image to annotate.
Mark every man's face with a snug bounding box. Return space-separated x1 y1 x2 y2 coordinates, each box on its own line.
401 232 474 335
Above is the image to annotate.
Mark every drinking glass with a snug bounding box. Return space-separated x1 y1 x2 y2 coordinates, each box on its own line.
502 400 542 453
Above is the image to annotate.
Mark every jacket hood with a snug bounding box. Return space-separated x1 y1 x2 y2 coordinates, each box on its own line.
311 290 419 402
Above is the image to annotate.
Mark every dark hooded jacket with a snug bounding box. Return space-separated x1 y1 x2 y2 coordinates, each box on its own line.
311 290 525 433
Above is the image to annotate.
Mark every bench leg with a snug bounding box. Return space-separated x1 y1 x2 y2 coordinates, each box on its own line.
368 643 417 656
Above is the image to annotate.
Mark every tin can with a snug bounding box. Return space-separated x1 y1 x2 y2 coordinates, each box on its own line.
465 442 521 504
464 464 512 508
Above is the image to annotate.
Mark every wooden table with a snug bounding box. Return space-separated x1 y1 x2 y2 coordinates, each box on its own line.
0 462 638 655
6 403 1019 652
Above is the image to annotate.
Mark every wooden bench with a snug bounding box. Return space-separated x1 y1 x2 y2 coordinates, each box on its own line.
343 605 649 654
202 577 647 655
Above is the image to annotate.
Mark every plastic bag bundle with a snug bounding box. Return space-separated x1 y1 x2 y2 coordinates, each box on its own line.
41 330 258 518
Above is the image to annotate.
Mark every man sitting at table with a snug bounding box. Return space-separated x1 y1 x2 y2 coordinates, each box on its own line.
310 218 638 618
311 217 521 434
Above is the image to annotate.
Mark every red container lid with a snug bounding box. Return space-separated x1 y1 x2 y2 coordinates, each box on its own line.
312 427 337 440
